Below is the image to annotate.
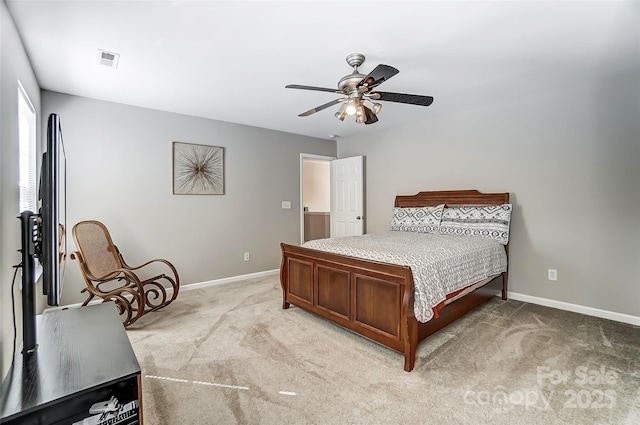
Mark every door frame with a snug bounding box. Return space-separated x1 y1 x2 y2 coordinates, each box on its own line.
300 153 336 245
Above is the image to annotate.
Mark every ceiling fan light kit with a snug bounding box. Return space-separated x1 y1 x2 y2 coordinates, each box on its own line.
286 53 433 125
363 99 382 115
334 103 348 121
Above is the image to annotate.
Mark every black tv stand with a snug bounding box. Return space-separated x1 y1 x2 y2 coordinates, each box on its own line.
0 303 143 424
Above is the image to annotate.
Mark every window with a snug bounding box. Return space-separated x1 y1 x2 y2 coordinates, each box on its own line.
18 80 37 213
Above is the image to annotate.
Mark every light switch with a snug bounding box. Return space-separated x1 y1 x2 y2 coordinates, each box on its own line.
281 200 292 209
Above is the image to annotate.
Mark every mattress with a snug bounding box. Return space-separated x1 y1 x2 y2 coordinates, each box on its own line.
302 232 507 323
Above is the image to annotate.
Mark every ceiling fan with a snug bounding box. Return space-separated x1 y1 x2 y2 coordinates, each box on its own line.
286 53 434 125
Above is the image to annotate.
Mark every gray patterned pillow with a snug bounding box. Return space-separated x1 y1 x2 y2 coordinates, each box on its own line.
439 204 512 244
390 204 444 233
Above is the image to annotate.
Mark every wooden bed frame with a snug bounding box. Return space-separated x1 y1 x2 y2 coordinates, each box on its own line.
280 190 509 372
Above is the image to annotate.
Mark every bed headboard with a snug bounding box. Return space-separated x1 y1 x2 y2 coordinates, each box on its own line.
394 190 509 208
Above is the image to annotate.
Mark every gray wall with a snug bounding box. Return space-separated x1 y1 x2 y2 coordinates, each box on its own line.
41 91 336 306
0 0 42 379
338 69 640 318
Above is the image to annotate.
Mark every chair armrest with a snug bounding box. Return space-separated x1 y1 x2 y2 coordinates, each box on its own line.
116 249 180 288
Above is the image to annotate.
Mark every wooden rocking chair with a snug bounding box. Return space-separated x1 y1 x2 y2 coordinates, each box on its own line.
70 220 180 327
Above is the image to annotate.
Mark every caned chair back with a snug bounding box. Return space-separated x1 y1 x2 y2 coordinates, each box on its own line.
72 220 122 280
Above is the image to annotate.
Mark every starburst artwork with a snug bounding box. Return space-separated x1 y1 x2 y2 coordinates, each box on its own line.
173 142 224 195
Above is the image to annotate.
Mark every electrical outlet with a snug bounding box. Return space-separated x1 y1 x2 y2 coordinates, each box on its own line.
548 269 557 281
244 252 250 261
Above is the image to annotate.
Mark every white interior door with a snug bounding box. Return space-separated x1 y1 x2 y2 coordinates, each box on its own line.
330 156 364 237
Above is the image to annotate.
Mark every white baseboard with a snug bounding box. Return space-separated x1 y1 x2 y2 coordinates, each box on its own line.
180 269 279 292
508 292 640 326
44 269 280 313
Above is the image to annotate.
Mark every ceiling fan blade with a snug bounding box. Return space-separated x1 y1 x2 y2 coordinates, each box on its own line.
298 98 344 117
363 106 379 125
286 84 341 94
371 91 434 107
356 64 399 90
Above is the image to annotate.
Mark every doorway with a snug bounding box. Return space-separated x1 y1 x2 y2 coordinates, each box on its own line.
300 154 334 245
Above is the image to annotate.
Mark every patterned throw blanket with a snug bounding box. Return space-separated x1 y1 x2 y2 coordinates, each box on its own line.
303 232 507 323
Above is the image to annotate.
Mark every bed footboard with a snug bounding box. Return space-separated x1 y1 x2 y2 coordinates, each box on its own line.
280 242 420 371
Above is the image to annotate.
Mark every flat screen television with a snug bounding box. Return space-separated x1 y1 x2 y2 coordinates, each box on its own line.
19 113 67 353
39 113 67 306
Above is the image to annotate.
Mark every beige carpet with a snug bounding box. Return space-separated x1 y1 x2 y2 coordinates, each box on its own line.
126 274 640 424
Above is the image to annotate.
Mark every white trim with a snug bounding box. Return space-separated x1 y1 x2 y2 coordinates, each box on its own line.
43 269 279 313
180 269 278 292
17 79 36 112
508 292 640 326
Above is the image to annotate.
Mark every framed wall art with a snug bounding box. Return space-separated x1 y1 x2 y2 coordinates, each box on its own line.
173 142 224 195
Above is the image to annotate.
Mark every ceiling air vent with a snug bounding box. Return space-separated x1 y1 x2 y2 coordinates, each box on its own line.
96 49 120 69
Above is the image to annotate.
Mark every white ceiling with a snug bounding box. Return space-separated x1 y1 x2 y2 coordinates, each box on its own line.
6 1 639 140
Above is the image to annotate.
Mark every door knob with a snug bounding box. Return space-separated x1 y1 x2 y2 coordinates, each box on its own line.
356 216 363 220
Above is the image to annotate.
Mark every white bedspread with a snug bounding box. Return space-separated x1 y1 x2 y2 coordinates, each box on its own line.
302 232 507 323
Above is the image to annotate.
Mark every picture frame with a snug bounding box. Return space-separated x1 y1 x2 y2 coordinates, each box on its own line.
172 142 224 195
